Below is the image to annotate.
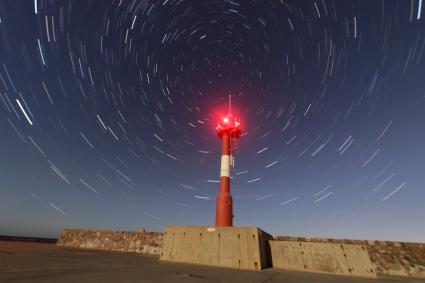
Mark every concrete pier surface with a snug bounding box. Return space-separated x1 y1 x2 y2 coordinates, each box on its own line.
1 241 424 283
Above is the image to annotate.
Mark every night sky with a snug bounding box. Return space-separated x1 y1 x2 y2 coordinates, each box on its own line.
0 0 424 242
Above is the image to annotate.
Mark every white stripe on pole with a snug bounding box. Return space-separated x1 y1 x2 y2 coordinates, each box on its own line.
220 155 230 177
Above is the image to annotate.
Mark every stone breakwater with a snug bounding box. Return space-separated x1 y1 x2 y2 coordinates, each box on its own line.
57 229 163 256
275 236 425 278
57 229 424 278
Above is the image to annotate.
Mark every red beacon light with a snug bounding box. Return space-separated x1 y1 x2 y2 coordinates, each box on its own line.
216 113 241 138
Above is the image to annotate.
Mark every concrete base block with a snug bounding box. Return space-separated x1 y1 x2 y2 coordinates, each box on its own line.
269 240 377 278
160 226 273 271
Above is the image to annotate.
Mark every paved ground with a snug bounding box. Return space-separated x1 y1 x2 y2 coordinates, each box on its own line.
1 241 424 283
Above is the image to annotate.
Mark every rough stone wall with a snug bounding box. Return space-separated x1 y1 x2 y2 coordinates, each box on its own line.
275 236 425 278
57 229 163 256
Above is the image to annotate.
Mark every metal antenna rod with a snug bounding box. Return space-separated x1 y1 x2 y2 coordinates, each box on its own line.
229 94 232 115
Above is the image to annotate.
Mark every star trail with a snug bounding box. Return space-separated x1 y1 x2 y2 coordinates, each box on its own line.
0 0 424 242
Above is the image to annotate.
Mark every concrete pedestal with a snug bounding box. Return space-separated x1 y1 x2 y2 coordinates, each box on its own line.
160 226 273 271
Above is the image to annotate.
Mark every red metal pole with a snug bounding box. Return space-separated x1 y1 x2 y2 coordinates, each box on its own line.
216 130 233 226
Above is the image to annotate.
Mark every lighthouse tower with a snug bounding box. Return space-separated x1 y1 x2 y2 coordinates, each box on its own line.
215 96 241 226
161 97 272 270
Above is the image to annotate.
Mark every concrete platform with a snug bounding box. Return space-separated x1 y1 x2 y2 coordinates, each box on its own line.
270 240 376 278
160 226 272 270
1 241 424 283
